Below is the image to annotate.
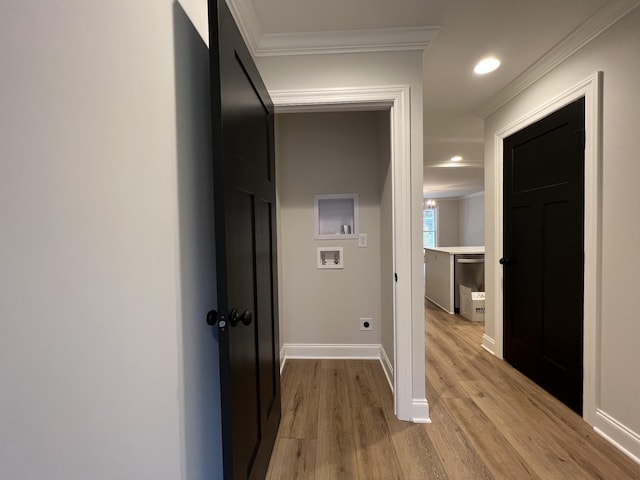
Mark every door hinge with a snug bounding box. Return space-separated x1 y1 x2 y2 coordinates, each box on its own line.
394 273 398 282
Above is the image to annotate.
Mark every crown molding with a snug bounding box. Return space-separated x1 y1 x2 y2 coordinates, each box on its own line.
477 0 640 118
270 85 402 113
255 26 439 57
225 0 262 56
226 0 438 57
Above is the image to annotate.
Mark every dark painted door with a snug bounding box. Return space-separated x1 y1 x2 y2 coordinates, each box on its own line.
503 97 585 414
207 1 281 478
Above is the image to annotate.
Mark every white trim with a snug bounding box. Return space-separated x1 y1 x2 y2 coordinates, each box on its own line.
492 72 602 422
282 343 382 359
271 86 397 113
391 86 414 422
255 26 439 57
411 399 431 424
380 345 394 393
226 0 439 58
481 333 496 355
477 0 640 117
424 296 453 316
594 410 640 465
225 0 262 56
271 85 418 423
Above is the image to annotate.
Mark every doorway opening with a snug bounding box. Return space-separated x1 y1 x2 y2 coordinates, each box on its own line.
422 135 485 323
275 108 394 385
271 85 428 422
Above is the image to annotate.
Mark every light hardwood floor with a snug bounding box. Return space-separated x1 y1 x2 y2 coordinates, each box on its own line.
266 302 640 479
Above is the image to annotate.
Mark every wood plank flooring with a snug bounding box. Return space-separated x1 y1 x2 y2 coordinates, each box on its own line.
266 302 640 479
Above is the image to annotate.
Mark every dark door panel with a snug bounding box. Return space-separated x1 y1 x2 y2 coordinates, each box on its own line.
255 199 278 421
208 1 281 478
503 97 584 414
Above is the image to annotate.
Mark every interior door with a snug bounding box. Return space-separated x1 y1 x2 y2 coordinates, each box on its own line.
207 1 281 478
503 97 585 414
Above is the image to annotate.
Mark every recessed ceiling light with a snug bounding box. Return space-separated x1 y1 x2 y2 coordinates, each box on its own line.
474 57 501 75
450 155 463 162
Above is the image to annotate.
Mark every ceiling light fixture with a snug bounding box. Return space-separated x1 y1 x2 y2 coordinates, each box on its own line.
450 155 463 162
474 57 501 75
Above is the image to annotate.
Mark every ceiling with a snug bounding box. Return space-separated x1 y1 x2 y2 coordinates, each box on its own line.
231 0 630 198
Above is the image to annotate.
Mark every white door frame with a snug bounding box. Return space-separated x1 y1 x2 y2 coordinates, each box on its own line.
491 72 602 424
270 85 424 422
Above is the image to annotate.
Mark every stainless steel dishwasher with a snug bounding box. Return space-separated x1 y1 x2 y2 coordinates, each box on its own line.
454 254 484 313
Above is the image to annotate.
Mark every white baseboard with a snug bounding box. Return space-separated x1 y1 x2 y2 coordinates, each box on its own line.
379 345 394 392
425 296 453 315
594 409 640 465
280 342 397 397
481 333 496 355
282 343 382 360
411 398 431 423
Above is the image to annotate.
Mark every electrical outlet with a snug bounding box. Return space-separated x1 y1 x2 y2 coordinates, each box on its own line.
360 318 373 331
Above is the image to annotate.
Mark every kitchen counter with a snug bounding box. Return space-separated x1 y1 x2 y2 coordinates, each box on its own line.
425 246 485 255
424 246 485 314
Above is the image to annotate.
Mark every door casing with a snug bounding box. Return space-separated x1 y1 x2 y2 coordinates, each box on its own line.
491 72 602 424
270 85 429 423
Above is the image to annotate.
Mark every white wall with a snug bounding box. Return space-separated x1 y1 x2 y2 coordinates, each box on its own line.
484 7 640 457
258 50 427 405
0 2 222 478
277 111 388 347
459 192 485 246
173 5 224 478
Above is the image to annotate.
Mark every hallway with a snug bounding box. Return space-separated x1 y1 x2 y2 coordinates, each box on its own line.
266 303 640 479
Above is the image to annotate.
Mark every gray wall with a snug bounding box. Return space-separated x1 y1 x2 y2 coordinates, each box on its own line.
459 192 485 246
276 111 390 348
484 6 640 454
436 199 461 247
433 193 484 247
0 2 222 478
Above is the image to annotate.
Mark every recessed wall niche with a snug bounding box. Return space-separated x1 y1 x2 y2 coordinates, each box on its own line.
313 194 359 240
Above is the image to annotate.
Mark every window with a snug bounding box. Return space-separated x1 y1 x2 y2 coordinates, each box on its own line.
423 207 437 248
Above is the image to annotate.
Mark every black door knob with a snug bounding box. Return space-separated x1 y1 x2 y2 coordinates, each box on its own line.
206 309 218 326
239 309 252 326
229 308 253 327
499 257 514 265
